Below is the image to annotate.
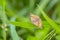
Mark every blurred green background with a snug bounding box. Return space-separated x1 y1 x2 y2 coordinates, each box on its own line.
0 0 60 40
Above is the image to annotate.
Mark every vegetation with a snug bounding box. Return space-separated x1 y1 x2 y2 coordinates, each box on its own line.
0 0 60 40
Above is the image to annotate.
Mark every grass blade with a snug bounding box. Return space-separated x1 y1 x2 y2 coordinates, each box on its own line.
37 5 60 33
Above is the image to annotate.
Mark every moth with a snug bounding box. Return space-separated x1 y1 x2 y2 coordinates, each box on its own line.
30 13 42 28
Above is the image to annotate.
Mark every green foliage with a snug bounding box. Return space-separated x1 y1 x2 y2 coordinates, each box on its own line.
0 0 60 40
56 35 60 40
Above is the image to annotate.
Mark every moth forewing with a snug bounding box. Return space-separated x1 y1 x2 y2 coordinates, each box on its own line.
30 13 42 28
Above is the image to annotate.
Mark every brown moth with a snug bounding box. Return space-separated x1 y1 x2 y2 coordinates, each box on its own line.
30 13 42 28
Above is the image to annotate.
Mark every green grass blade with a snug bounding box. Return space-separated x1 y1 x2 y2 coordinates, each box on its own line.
35 24 51 40
9 21 37 29
0 0 7 40
44 30 56 40
10 17 22 40
29 0 35 12
46 0 59 11
38 5 60 33
34 0 50 15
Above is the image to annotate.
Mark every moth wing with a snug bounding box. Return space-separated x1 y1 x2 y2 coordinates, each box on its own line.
30 13 42 28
